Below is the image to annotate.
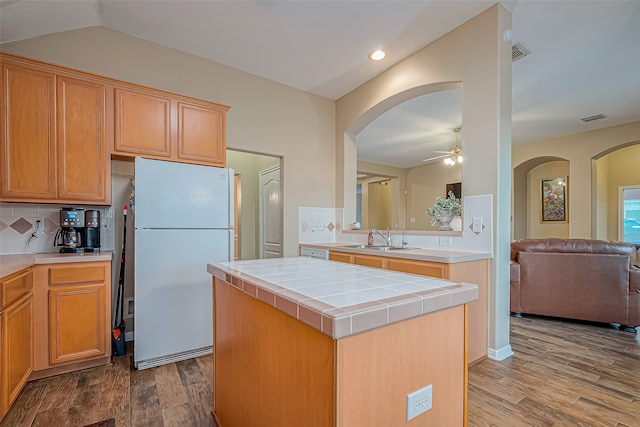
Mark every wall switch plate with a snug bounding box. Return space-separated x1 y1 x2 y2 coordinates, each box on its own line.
407 384 432 420
472 217 483 232
439 236 452 246
410 217 416 223
32 217 44 233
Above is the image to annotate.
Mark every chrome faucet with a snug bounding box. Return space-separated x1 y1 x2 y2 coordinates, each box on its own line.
371 228 392 246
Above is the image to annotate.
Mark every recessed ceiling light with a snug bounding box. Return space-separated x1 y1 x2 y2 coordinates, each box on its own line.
368 49 386 61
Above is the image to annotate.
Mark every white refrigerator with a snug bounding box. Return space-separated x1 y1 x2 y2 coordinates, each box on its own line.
133 157 233 370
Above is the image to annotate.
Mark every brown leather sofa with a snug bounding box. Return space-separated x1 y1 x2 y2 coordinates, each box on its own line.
510 238 640 332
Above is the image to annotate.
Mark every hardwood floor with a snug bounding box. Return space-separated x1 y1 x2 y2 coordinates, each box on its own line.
0 343 217 427
2 316 638 426
468 315 640 427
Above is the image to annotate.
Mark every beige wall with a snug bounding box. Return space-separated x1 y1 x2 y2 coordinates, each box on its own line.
1 26 335 258
513 121 640 239
336 5 513 355
527 161 570 238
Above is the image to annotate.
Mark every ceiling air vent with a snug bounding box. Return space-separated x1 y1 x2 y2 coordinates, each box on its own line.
512 43 531 62
580 114 607 123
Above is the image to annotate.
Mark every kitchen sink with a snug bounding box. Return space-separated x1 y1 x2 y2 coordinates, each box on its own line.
343 245 417 251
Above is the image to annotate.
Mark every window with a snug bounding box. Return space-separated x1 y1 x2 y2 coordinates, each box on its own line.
620 186 640 246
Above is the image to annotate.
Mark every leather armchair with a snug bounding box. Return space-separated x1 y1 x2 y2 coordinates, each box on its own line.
510 238 639 332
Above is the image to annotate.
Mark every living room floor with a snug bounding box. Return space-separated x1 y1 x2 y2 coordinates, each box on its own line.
2 316 638 426
469 316 640 426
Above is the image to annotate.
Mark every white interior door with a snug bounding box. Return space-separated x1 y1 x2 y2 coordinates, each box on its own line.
259 165 282 258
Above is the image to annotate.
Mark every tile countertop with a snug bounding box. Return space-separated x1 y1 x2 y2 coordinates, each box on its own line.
208 257 478 339
0 251 114 278
299 243 491 263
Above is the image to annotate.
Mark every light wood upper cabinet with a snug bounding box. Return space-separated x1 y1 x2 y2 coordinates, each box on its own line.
0 268 34 420
0 55 110 205
177 101 226 166
57 75 108 202
0 63 56 200
112 85 229 167
114 87 172 157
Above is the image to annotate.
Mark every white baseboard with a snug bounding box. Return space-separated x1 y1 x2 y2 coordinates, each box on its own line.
487 345 513 361
125 331 135 342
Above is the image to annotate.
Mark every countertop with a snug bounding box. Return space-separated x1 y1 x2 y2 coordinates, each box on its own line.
208 257 478 339
299 242 491 263
0 251 114 278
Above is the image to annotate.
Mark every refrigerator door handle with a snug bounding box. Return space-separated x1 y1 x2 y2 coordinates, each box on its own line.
228 168 234 229
229 229 234 261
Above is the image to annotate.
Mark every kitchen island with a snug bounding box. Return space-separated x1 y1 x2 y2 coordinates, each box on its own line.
208 257 478 427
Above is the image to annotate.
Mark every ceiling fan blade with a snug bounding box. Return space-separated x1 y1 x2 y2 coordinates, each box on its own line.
422 154 448 162
433 150 453 154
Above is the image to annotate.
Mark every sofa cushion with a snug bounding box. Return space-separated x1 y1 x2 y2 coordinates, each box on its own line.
511 238 637 265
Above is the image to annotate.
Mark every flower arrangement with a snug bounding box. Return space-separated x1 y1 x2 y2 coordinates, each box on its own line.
425 191 462 226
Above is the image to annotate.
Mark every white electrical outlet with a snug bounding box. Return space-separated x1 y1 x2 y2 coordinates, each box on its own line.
472 217 483 232
406 384 432 420
439 236 452 246
32 217 44 233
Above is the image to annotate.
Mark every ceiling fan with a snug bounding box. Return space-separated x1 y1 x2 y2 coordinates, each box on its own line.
422 127 463 165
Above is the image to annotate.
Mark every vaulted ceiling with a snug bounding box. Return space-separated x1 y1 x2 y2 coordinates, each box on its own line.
2 0 639 168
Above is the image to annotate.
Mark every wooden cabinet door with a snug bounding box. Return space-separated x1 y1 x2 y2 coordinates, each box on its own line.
114 87 172 157
387 258 448 278
1 293 34 417
48 284 106 365
57 75 108 203
177 101 226 166
329 252 353 264
0 63 56 200
354 254 385 269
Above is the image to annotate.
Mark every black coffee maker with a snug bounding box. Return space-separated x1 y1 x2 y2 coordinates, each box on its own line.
83 210 101 252
56 208 101 253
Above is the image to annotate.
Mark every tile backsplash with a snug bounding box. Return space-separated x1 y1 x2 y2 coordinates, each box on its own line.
298 207 341 244
0 203 115 255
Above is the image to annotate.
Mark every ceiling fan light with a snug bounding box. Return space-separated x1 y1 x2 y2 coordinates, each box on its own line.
457 155 463 163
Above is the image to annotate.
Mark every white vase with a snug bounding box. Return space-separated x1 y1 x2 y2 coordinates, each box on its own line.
438 209 454 231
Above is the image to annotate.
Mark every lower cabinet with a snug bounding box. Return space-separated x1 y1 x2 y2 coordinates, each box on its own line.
0 260 111 420
0 269 34 420
32 260 112 378
49 284 106 365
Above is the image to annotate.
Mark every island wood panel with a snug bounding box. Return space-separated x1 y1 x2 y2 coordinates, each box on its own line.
336 305 465 426
214 276 469 426
213 278 335 427
329 250 488 364
445 260 488 365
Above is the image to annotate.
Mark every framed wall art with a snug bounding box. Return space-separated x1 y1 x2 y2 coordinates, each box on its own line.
541 177 568 222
